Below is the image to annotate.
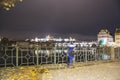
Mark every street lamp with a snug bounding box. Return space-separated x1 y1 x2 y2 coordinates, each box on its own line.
0 0 23 11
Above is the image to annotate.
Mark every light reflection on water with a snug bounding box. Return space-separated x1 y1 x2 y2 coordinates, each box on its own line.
35 50 68 55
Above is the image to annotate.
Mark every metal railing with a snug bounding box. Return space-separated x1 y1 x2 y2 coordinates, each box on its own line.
0 45 120 68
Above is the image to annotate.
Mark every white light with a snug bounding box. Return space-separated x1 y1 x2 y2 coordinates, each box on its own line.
35 37 39 42
68 44 75 48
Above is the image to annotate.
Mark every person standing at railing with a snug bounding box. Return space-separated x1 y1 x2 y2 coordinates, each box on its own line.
67 43 75 68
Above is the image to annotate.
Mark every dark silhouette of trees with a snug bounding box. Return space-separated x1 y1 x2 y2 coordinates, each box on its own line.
0 37 10 46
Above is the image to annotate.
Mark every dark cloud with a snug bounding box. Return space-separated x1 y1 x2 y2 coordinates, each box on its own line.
0 0 120 40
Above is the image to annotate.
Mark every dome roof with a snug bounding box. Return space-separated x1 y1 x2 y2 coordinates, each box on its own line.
98 29 110 34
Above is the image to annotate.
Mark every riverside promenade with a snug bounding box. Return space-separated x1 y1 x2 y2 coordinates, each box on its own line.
0 46 120 80
0 61 120 80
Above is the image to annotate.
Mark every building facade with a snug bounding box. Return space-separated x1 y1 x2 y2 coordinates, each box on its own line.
97 29 113 46
115 28 120 44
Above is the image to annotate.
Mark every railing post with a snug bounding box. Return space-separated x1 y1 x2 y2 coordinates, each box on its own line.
16 45 18 67
54 46 56 65
85 48 87 63
5 46 7 68
118 48 120 59
110 47 115 61
94 48 97 61
36 45 39 66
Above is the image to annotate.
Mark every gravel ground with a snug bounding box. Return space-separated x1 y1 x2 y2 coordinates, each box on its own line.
0 61 120 80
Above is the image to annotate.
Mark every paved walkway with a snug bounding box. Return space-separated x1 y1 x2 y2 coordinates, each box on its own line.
50 61 120 80
0 61 120 80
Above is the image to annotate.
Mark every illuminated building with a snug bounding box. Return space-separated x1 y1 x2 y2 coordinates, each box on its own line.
30 35 76 42
29 35 98 48
115 28 120 44
97 29 113 46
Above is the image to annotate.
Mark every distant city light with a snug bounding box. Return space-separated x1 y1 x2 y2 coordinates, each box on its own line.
31 35 76 42
35 37 39 42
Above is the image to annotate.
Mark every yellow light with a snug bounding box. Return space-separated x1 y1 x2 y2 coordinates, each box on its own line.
11 3 15 7
4 2 9 6
19 0 23 2
4 7 10 11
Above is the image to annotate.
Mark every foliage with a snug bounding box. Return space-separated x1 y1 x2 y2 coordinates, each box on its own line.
99 40 104 46
0 0 23 11
0 37 9 46
0 66 52 80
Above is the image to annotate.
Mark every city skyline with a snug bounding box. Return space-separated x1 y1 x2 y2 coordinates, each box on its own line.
0 0 120 40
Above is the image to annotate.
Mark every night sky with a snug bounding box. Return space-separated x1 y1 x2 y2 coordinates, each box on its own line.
0 0 120 40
